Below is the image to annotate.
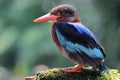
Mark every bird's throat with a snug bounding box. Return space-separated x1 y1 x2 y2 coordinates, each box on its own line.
57 16 80 23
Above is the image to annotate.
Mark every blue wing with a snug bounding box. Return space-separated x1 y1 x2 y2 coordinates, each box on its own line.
55 22 106 65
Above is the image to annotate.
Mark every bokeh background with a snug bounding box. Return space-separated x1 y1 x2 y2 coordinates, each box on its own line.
0 0 120 80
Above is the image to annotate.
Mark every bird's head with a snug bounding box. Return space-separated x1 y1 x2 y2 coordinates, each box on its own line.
33 4 80 23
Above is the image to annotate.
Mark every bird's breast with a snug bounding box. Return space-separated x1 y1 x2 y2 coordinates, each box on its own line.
51 24 60 47
51 24 70 57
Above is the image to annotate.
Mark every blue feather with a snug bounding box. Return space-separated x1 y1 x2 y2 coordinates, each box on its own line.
56 29 104 59
67 22 98 44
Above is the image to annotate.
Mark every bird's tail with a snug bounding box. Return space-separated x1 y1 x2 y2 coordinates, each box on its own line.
98 62 109 73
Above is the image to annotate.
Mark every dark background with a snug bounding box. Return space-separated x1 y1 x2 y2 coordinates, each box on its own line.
0 0 120 80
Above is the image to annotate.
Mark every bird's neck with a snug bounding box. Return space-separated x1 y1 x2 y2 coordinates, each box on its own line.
57 16 80 23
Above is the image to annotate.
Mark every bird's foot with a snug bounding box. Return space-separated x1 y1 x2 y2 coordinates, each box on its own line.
60 68 80 73
60 64 84 73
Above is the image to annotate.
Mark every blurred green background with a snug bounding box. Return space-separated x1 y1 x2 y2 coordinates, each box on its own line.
0 0 120 80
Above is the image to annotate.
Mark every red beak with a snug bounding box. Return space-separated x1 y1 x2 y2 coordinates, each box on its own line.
33 13 59 23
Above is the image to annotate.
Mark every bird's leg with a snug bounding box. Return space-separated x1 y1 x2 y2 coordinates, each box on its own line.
60 64 85 73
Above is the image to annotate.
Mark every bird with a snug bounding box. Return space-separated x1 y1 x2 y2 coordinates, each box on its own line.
33 4 108 73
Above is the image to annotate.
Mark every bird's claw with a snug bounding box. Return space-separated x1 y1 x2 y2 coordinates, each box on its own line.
60 64 84 73
60 68 80 73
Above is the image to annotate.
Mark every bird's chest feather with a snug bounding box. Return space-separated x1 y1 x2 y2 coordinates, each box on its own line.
51 25 65 52
51 25 60 47
51 24 71 57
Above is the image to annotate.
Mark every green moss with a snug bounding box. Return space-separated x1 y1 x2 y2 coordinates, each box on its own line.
36 68 120 80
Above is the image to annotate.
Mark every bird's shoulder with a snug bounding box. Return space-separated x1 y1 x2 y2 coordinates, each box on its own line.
55 22 96 40
55 22 99 47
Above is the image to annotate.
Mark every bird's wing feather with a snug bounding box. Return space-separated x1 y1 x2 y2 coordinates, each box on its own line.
55 22 106 59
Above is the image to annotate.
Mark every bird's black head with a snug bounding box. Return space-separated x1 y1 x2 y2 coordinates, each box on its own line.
50 4 80 22
50 4 77 17
34 4 80 23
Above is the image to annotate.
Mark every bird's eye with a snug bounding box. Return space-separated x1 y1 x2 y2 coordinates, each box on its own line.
59 10 63 15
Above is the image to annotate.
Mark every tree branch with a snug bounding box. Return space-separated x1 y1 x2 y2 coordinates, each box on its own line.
25 67 120 80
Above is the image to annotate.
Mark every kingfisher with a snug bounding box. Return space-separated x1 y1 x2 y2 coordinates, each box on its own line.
33 4 108 73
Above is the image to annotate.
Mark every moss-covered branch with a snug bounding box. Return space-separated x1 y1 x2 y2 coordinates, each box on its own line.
25 68 120 80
